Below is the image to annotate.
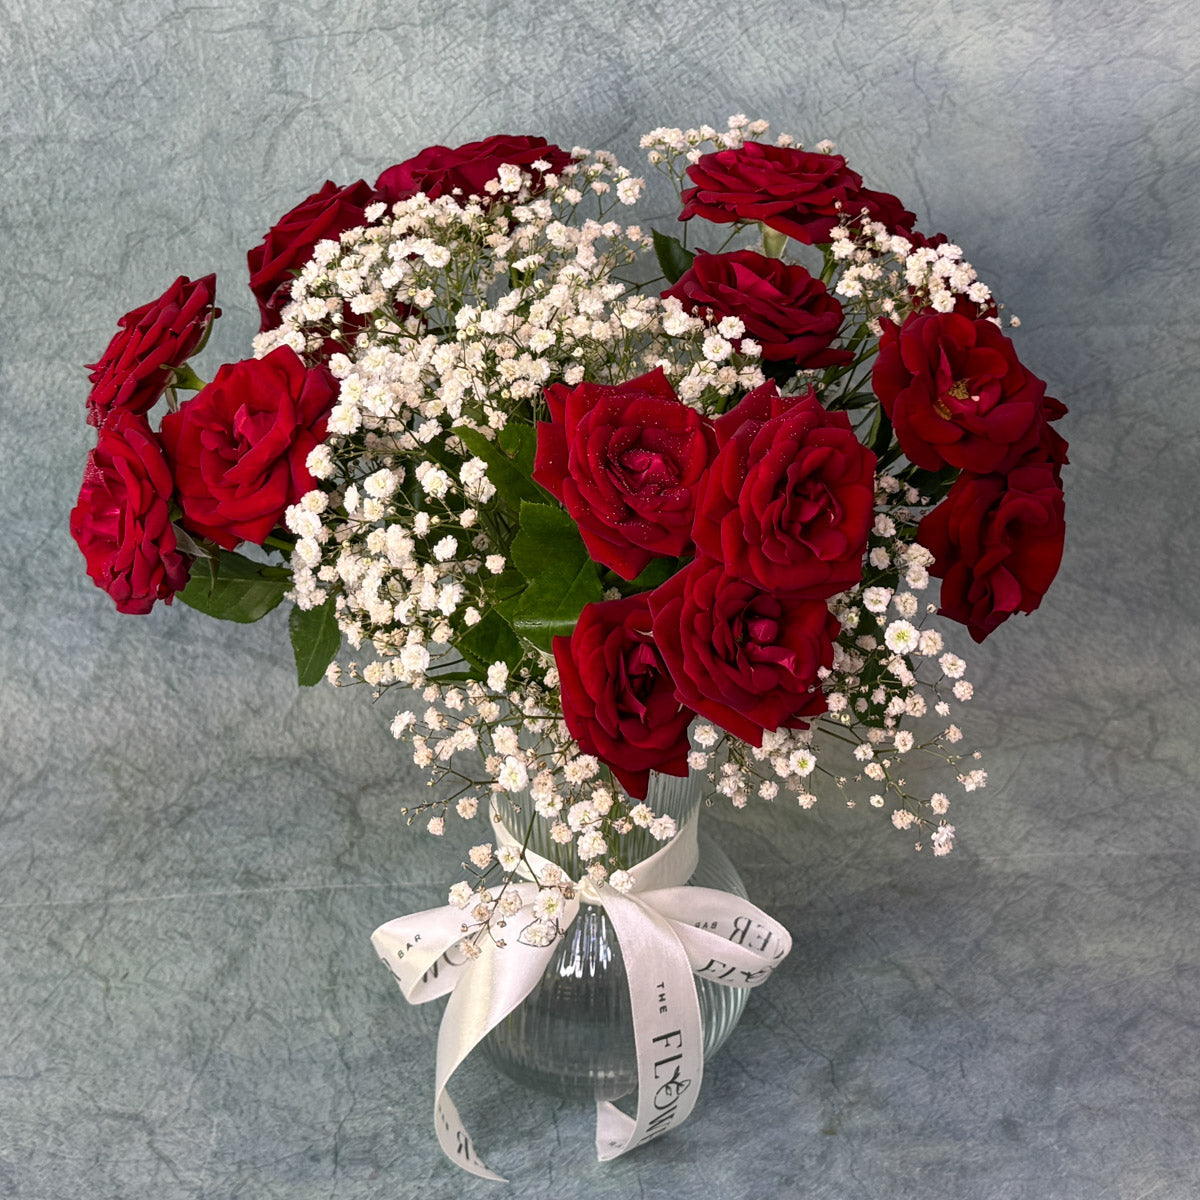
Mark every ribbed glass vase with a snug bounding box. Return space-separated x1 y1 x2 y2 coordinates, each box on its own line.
481 773 749 1101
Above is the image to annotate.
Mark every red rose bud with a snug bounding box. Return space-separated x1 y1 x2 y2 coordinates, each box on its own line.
662 250 851 367
680 142 914 244
917 459 1066 643
70 410 191 614
375 135 573 207
872 310 1049 474
247 179 374 333
161 346 338 549
693 383 876 599
533 367 717 579
648 557 837 746
85 274 218 428
553 594 694 800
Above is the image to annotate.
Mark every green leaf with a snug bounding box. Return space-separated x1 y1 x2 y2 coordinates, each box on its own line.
901 461 959 500
865 407 894 459
498 422 538 477
652 230 695 284
177 549 288 623
512 560 603 651
288 596 341 686
452 424 546 513
510 501 602 651
510 502 583 576
618 557 679 593
454 608 523 674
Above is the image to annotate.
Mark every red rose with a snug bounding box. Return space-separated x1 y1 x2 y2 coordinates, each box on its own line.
917 458 1066 642
375 135 573 207
161 346 338 549
70 410 191 614
871 310 1048 473
680 142 914 244
853 187 918 235
533 368 716 579
553 595 694 799
648 557 837 746
85 274 218 428
693 382 876 598
662 250 851 367
247 180 373 333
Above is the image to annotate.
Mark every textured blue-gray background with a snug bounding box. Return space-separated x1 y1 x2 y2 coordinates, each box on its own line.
3 1 1198 1197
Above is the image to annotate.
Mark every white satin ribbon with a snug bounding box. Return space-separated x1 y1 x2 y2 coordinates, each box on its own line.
371 811 792 1181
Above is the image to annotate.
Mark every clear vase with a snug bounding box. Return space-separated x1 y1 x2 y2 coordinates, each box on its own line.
481 773 749 1101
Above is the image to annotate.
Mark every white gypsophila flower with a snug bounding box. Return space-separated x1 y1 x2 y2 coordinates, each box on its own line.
649 815 676 841
863 586 892 613
306 445 335 479
788 749 816 777
702 334 732 362
364 468 398 499
456 796 479 819
496 845 522 872
931 824 956 856
894 731 915 753
930 792 950 814
629 803 653 828
427 816 445 836
448 881 473 908
468 843 493 870
577 830 607 860
609 869 634 893
892 809 915 830
498 756 529 792
906 564 930 590
884 621 919 654
917 630 943 656
953 680 974 701
487 661 509 692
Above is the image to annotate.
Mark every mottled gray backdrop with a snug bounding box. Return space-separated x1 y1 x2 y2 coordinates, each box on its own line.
3 1 1198 1197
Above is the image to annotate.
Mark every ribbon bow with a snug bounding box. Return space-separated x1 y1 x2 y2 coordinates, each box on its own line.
371 813 792 1181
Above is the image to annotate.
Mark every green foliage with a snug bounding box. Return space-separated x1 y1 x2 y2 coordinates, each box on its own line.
452 424 546 515
510 501 603 652
454 608 523 673
652 230 695 284
288 595 341 686
177 548 288 623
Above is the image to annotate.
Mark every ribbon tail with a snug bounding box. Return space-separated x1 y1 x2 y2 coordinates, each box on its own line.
432 898 579 1181
594 892 704 1162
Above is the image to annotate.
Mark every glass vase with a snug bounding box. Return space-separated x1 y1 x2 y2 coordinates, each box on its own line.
481 773 749 1101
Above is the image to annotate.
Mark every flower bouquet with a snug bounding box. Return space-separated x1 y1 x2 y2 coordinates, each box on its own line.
70 117 1067 1178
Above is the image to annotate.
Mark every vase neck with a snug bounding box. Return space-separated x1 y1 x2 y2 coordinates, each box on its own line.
491 771 704 879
